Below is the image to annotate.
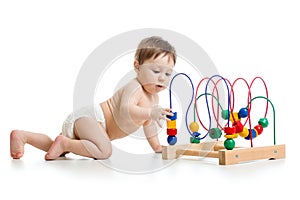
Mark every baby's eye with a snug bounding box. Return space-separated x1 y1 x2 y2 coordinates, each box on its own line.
166 73 172 76
153 70 160 74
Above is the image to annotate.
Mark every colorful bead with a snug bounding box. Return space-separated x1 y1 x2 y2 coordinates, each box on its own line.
167 136 177 145
239 127 249 137
224 138 235 150
167 112 177 120
254 124 263 135
258 118 269 128
222 110 229 120
189 122 199 132
209 128 222 139
245 129 257 140
167 120 176 129
190 137 200 143
224 126 236 134
230 112 240 123
224 133 238 139
238 108 248 118
192 132 200 137
233 121 244 133
167 128 177 136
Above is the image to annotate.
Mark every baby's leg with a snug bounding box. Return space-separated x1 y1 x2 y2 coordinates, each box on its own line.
10 130 53 159
45 117 112 160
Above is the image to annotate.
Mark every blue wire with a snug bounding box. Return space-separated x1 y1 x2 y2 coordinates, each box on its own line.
201 75 231 139
169 73 194 136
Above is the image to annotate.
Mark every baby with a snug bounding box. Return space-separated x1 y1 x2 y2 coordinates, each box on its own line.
10 36 176 160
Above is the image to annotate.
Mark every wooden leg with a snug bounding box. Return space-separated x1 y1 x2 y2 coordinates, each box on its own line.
218 144 286 165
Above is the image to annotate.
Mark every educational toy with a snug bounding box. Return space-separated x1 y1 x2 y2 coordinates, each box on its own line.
162 74 286 165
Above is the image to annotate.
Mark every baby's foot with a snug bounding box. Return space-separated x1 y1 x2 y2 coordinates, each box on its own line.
10 130 27 159
45 135 66 160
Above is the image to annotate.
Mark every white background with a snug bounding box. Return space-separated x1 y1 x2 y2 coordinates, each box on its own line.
1 0 299 199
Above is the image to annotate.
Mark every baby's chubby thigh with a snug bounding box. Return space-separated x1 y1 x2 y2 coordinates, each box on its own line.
61 105 105 139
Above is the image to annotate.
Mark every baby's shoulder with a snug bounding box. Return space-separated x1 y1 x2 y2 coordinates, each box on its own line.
122 78 143 92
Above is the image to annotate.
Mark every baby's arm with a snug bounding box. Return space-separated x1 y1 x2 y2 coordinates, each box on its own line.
143 120 162 153
121 87 172 126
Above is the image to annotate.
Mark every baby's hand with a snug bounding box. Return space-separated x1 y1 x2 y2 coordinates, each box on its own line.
150 105 173 128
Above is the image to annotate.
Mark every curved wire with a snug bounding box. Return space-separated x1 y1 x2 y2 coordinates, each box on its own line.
200 75 231 139
169 73 194 136
246 96 276 145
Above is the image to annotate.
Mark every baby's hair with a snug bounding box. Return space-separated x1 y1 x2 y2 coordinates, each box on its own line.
135 36 176 65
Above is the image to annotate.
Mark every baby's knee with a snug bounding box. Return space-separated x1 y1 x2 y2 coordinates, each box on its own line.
74 116 93 127
100 145 113 159
94 144 112 159
10 129 22 139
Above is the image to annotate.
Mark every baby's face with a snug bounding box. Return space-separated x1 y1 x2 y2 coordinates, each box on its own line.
136 54 174 94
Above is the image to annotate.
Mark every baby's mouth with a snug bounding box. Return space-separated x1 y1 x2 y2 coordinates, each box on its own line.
156 84 163 88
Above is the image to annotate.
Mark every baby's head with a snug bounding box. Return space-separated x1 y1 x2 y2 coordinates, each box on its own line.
134 36 176 94
134 36 176 66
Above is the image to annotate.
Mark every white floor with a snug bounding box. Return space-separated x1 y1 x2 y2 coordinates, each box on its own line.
1 137 296 200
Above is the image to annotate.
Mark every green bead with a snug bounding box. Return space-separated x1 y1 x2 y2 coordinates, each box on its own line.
224 138 235 150
258 118 269 128
222 110 229 120
190 137 200 143
209 128 222 139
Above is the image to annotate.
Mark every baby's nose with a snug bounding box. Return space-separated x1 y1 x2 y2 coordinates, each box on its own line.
158 74 165 81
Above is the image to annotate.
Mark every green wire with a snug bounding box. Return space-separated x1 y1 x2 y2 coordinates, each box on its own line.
247 96 276 145
193 93 224 122
194 94 276 145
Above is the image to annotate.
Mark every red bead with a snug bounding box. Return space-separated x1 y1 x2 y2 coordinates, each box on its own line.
254 124 263 135
167 129 177 136
233 121 244 133
224 126 236 134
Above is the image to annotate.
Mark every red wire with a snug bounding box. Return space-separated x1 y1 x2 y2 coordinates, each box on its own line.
212 77 233 129
194 76 270 148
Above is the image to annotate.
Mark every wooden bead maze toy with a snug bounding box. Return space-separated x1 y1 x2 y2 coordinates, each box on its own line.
162 74 285 165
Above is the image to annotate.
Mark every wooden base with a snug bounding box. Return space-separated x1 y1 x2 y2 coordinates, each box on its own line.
162 141 286 165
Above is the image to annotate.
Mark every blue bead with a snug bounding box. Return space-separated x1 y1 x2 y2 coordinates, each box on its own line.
238 108 248 118
245 129 257 140
167 136 177 145
167 112 177 120
192 132 200 137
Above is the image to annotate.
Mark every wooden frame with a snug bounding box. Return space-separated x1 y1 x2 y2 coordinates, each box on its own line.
162 141 286 165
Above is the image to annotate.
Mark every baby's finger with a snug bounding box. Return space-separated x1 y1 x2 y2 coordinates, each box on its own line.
164 110 174 117
164 108 172 112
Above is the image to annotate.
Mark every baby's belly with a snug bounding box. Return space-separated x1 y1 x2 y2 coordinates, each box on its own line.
100 101 141 140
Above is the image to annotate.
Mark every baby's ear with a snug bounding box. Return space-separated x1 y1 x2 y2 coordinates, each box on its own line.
134 60 139 72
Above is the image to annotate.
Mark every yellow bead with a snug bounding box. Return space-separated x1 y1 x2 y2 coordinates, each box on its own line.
238 127 249 137
189 122 199 132
230 112 240 123
167 120 176 129
224 134 238 139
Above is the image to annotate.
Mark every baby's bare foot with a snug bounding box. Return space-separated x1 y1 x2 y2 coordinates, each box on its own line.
10 130 27 159
45 135 66 160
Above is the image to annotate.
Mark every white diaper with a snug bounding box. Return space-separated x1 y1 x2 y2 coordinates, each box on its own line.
61 104 106 139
